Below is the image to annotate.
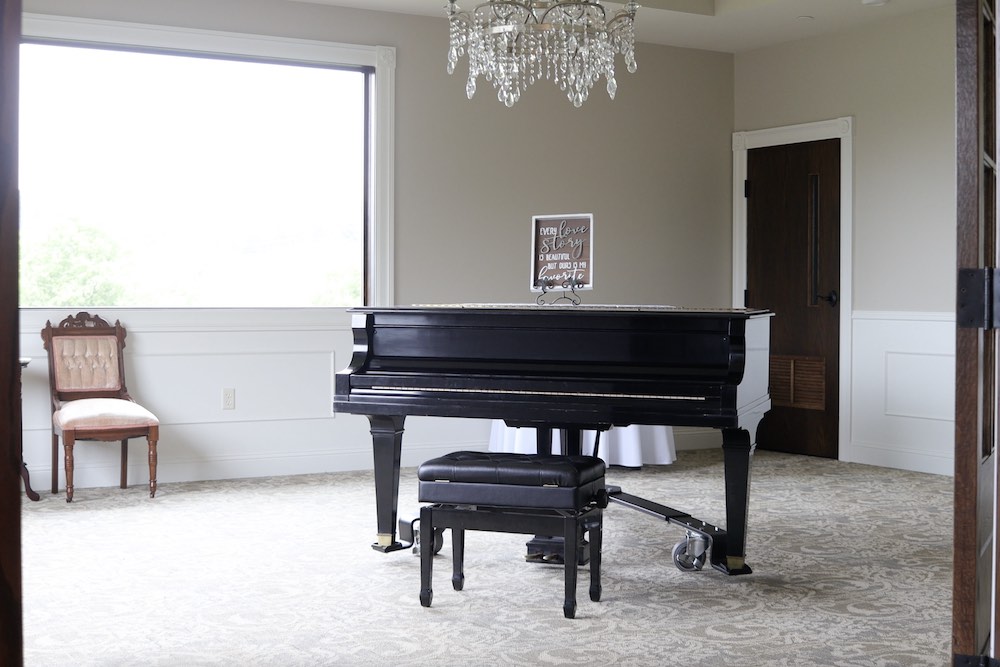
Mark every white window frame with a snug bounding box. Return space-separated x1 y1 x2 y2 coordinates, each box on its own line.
21 13 396 307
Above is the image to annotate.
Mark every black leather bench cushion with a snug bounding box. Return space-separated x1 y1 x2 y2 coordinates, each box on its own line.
418 451 605 487
417 451 606 510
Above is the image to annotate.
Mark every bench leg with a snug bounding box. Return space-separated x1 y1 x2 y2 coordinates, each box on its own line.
589 514 602 602
563 515 578 619
419 506 433 608
452 527 465 591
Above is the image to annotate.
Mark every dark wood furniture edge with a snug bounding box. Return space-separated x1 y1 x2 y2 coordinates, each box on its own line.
0 0 24 664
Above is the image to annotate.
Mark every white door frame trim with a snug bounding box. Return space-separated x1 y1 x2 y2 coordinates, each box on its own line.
732 116 854 462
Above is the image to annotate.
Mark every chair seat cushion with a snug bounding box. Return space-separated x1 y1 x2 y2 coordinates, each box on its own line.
418 451 605 509
54 398 159 430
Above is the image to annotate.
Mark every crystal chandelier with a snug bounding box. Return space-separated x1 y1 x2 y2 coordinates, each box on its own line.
445 1 640 108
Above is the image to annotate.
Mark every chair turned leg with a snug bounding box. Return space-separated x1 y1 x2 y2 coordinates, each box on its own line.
51 433 59 495
120 439 128 489
64 438 75 503
452 527 465 591
419 506 434 608
563 515 579 619
589 514 602 602
147 438 158 498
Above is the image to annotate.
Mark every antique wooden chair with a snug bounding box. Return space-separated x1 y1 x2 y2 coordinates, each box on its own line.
41 312 160 502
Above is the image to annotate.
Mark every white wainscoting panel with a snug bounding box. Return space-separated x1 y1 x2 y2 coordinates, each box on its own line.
18 308 492 493
19 308 956 493
847 311 954 476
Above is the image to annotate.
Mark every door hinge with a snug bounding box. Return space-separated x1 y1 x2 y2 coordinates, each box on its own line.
954 654 1000 667
744 179 750 198
957 267 1000 329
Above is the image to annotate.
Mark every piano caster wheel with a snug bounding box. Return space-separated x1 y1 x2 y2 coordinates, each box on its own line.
420 589 432 608
672 533 708 572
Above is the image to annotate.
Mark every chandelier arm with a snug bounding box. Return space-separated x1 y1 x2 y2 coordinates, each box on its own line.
606 12 637 31
537 1 606 25
479 0 541 27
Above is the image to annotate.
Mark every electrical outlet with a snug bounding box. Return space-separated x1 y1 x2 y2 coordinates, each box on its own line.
222 387 236 410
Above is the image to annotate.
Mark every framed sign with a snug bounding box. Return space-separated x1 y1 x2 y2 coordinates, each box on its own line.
530 213 594 293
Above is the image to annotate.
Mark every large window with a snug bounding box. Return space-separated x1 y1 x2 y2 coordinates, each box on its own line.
18 16 395 308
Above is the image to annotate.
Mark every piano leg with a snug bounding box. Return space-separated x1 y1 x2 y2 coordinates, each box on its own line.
536 427 553 455
561 429 582 456
369 414 407 553
721 427 756 575
528 427 583 457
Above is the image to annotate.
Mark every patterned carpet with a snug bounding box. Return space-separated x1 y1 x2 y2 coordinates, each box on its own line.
20 449 953 666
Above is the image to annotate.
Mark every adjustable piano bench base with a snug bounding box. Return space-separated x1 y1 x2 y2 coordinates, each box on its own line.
416 451 606 619
418 503 602 619
398 513 594 565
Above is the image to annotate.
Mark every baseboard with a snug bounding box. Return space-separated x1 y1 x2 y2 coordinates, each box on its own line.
35 440 487 492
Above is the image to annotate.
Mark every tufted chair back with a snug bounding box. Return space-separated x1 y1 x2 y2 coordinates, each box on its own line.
50 333 124 394
43 312 129 399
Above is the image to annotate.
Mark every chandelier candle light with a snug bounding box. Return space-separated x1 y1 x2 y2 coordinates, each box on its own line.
445 0 640 108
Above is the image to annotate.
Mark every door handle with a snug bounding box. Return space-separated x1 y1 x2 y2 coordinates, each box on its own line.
816 289 838 307
809 174 837 309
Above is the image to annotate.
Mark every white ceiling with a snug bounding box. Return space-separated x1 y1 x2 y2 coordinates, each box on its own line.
288 0 953 53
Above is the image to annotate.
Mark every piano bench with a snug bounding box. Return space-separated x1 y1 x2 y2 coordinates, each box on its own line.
416 451 607 619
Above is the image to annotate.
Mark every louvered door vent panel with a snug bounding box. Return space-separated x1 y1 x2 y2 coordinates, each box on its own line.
770 355 826 410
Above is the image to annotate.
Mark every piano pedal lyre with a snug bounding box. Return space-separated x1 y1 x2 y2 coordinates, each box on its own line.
398 515 445 556
672 530 710 572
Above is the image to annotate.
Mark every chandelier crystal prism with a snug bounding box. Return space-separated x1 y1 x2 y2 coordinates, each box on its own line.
446 0 640 108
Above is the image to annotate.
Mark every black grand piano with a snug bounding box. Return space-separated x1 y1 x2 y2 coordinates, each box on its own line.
333 304 772 575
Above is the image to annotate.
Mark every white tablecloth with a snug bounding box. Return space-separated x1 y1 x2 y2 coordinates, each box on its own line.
488 421 675 467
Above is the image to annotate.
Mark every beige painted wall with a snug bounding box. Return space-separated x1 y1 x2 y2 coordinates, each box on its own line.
734 5 956 313
17 1 960 478
25 0 736 307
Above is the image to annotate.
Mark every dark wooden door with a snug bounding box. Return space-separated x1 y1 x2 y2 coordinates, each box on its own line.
954 0 997 658
745 139 840 459
0 0 23 664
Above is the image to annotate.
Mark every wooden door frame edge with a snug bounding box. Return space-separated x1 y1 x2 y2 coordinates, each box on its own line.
731 116 855 462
